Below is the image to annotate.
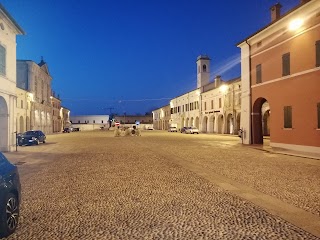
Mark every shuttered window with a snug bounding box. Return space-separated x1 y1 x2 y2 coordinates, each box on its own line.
316 40 320 67
219 98 222 108
256 64 262 83
284 106 292 128
0 45 5 75
282 53 290 76
317 103 320 129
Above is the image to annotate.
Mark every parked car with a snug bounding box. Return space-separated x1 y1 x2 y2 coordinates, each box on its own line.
63 128 71 133
146 126 154 130
168 127 177 132
180 127 188 133
18 130 46 146
0 152 21 238
185 127 199 134
72 127 80 132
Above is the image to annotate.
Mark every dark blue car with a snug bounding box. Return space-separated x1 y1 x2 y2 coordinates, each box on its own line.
18 130 46 146
0 152 21 238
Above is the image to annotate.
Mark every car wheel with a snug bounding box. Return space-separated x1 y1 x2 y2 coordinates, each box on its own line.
43 140 46 143
0 193 19 238
35 139 39 145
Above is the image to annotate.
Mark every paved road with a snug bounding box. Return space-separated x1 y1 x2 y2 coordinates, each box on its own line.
3 130 320 240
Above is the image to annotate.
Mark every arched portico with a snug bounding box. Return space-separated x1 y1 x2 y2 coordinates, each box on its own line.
208 115 214 133
190 117 194 127
202 116 208 133
195 117 199 129
0 97 9 151
19 116 24 133
252 98 270 144
217 114 224 134
226 113 233 134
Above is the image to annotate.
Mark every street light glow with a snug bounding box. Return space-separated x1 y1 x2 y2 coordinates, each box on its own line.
220 85 228 93
289 18 303 31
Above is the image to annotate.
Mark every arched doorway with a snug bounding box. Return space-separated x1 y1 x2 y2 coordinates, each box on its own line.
202 116 208 133
262 102 270 136
236 113 241 133
208 115 214 133
19 116 24 133
0 97 8 151
190 117 194 127
252 98 270 144
26 116 30 131
226 113 233 134
181 118 185 128
195 117 199 129
218 115 224 134
186 118 189 127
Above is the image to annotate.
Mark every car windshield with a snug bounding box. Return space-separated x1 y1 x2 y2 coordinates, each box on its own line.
23 131 37 136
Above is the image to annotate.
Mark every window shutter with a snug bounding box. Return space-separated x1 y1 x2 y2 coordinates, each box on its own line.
0 45 5 75
284 106 292 128
317 103 320 129
316 40 320 67
282 53 290 76
256 64 262 83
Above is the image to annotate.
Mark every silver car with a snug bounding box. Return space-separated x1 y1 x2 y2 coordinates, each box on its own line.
185 127 199 134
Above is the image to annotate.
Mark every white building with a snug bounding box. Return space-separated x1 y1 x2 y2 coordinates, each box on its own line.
0 4 24 151
16 87 32 133
70 115 109 131
17 59 53 134
168 55 241 134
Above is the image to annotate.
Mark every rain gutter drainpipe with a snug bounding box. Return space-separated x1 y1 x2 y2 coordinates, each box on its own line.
245 39 253 144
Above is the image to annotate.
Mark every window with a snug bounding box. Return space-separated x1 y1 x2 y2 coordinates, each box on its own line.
171 108 173 114
202 64 207 72
21 100 23 108
316 40 320 67
93 120 95 123
282 53 290 76
0 44 6 75
284 106 292 128
204 102 207 111
219 98 222 108
211 100 213 109
256 64 262 83
317 103 320 129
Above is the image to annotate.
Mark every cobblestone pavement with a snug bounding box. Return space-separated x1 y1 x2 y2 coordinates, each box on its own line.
2 130 320 240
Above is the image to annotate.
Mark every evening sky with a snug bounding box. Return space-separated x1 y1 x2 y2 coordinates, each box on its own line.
2 0 299 115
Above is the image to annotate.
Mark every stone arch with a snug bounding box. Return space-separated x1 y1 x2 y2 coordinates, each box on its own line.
195 117 199 129
181 118 185 128
190 117 194 127
252 98 269 144
202 116 208 133
236 113 241 133
0 96 9 151
186 117 189 127
19 115 24 133
208 115 214 133
217 114 224 134
226 113 233 134
26 116 30 131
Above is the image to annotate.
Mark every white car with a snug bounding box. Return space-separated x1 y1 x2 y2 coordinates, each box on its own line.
185 127 199 134
168 127 177 132
146 126 154 130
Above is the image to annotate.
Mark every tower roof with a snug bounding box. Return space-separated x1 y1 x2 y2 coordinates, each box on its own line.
197 55 210 61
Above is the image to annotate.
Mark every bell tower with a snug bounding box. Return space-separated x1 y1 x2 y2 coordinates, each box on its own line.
196 55 210 88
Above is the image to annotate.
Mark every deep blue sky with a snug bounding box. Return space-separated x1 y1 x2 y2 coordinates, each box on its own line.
2 0 299 115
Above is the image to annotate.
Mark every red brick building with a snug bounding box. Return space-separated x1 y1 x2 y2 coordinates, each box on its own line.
238 0 320 154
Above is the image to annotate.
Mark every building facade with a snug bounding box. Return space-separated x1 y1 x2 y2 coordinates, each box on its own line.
17 59 53 134
16 87 32 133
152 105 171 130
201 77 241 134
51 95 62 133
166 55 241 134
61 107 71 130
0 4 24 151
238 0 320 153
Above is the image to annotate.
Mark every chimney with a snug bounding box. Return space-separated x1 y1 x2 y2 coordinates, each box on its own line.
270 3 282 22
214 75 221 88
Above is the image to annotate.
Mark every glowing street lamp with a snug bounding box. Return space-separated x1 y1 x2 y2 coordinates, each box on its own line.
219 85 228 94
289 18 303 31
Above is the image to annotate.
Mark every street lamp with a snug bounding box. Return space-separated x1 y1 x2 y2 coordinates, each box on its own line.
289 18 303 31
